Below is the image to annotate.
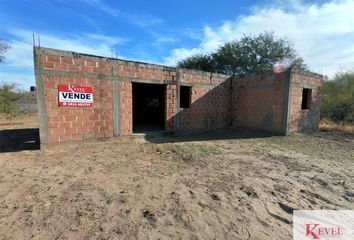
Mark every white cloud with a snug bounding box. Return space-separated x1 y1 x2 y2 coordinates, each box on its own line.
77 0 163 27
164 0 354 77
164 48 201 66
0 29 128 90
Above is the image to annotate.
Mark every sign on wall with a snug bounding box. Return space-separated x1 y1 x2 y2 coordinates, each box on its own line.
58 85 93 107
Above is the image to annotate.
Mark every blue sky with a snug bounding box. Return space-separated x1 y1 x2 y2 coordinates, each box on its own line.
0 0 354 90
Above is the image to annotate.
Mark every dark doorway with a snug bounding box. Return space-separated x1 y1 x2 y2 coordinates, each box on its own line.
132 83 165 132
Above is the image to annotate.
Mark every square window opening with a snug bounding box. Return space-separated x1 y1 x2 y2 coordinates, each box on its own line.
180 86 191 108
301 88 312 110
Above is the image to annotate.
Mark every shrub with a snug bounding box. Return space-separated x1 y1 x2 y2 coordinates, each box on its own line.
0 82 22 124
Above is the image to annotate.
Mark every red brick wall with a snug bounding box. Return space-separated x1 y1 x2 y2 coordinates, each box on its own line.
180 87 209 130
119 81 133 135
35 47 321 144
117 62 177 133
208 77 232 129
37 48 181 142
165 84 176 131
233 72 288 133
288 70 322 133
178 70 231 130
118 63 176 81
43 75 113 143
42 53 113 75
37 48 233 143
39 49 114 143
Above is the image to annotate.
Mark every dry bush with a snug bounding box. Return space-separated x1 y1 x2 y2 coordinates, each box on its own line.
320 119 354 134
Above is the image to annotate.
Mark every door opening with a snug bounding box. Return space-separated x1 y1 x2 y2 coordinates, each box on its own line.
132 83 165 132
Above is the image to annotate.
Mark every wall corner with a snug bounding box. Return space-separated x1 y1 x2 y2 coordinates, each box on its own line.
282 69 293 135
33 47 49 145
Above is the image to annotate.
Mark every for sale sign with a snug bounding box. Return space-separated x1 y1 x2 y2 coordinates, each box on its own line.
58 85 93 107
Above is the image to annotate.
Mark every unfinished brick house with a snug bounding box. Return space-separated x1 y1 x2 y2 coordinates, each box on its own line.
34 47 322 144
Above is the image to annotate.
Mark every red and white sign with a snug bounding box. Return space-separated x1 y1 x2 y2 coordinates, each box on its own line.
58 85 93 107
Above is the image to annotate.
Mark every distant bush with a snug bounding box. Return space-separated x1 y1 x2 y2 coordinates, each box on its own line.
321 72 354 125
320 119 354 134
0 82 22 124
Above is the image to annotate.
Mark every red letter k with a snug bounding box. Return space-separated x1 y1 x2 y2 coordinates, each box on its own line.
306 224 320 239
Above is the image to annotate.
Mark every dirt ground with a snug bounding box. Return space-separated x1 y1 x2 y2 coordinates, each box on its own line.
0 115 353 240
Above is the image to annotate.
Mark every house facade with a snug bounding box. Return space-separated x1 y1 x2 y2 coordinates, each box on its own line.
34 47 322 144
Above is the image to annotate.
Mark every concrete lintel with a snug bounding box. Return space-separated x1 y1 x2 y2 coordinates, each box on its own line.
128 78 174 85
290 83 321 90
178 82 220 88
41 68 220 89
179 68 230 79
41 69 114 80
234 83 285 89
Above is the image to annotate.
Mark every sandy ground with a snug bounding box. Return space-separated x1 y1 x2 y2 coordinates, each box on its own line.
0 115 353 240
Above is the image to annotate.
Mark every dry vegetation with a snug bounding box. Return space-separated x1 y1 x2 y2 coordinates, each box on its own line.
0 113 38 130
320 118 354 134
0 115 353 240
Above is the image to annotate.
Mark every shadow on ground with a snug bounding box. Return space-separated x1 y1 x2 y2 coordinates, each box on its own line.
0 128 40 153
143 127 281 144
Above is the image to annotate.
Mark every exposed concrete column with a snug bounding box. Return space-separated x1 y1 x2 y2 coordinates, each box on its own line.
229 76 235 127
207 73 213 129
33 47 48 144
174 68 181 131
282 69 292 135
112 63 120 136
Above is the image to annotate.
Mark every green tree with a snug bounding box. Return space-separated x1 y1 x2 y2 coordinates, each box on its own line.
0 41 19 124
177 31 307 76
0 82 22 124
177 54 216 72
321 72 354 124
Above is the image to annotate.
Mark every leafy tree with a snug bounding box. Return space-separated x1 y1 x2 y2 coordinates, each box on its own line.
321 72 354 124
0 40 10 63
0 82 22 125
0 41 19 124
177 31 307 76
177 54 216 72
